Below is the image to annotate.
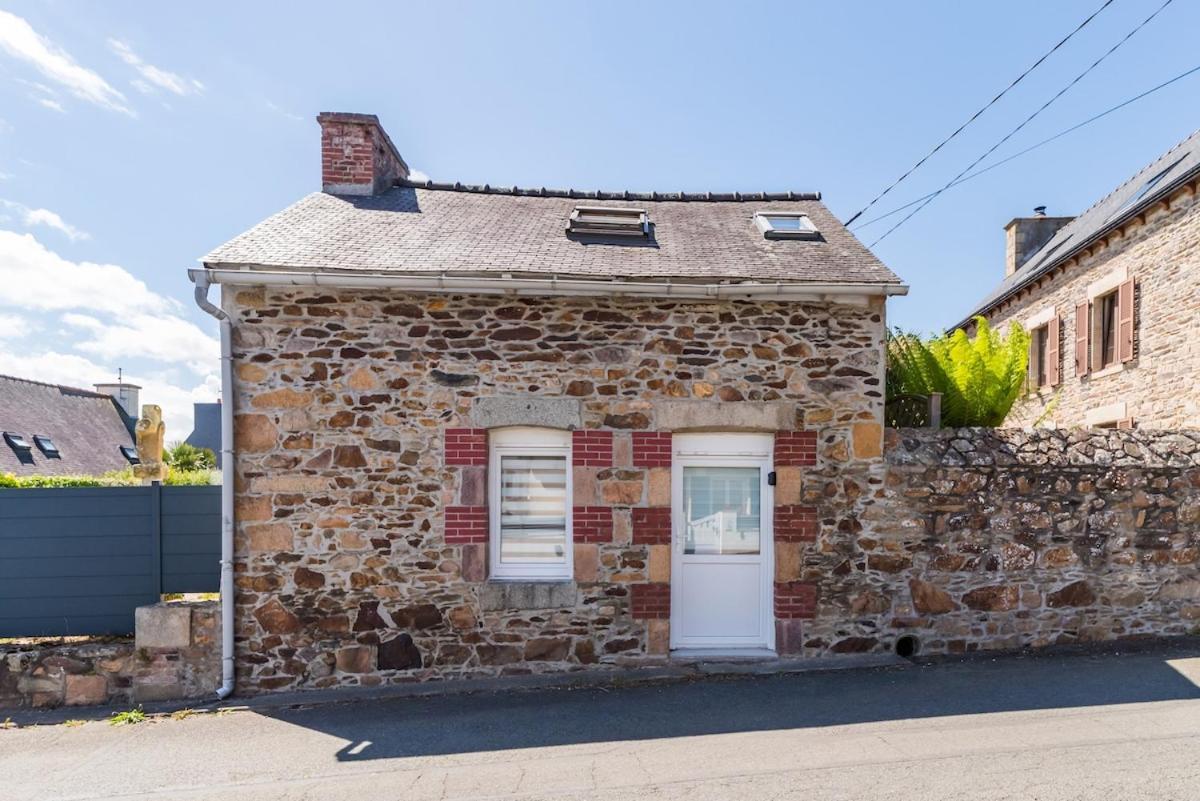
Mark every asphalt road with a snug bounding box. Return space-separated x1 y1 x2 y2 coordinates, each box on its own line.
6 646 1200 800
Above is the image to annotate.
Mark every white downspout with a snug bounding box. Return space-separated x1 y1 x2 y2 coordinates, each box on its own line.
192 272 236 700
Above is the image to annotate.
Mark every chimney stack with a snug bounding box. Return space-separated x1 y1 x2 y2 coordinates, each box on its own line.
94 381 141 420
317 112 409 196
1004 207 1073 277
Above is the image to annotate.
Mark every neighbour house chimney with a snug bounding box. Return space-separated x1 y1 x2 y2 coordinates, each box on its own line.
317 112 409 196
94 381 141 421
1004 206 1074 277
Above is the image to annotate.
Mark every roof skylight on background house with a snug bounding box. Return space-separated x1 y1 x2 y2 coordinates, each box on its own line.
33 435 60 457
566 206 649 237
120 445 140 464
1108 154 1189 222
4 432 31 451
754 211 820 240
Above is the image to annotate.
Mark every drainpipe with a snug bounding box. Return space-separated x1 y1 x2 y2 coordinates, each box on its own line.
191 271 236 700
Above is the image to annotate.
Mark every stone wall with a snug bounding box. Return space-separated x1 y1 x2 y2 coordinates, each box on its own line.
988 183 1200 428
227 288 885 693
800 428 1200 656
0 601 220 709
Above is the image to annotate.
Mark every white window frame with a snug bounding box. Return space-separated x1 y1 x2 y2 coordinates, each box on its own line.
488 427 573 581
753 211 820 240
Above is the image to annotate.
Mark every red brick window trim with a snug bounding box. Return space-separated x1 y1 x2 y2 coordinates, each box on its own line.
775 431 817 467
632 432 672 468
445 428 487 466
446 506 487 544
632 583 671 620
775 581 817 619
632 507 671 544
775 505 817 542
572 430 614 467
573 506 613 543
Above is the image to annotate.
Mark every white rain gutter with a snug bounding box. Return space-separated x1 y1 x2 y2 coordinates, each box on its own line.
192 267 909 301
190 271 236 700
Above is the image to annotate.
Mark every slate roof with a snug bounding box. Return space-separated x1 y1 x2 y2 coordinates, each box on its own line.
0 375 135 477
204 181 903 287
956 128 1200 328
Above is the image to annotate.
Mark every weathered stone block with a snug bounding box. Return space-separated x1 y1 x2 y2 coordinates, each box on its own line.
335 645 375 674
479 581 578 611
65 674 109 706
471 397 581 430
574 544 599 583
654 401 794 432
136 604 191 650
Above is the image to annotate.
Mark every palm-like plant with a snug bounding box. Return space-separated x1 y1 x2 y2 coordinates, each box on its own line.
887 316 1029 427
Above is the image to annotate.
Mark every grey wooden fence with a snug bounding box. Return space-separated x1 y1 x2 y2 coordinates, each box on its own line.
0 485 221 637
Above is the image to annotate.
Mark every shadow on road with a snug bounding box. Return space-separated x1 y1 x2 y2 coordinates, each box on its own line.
259 645 1200 762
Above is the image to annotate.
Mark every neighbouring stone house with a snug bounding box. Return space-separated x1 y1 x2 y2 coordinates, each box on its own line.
954 129 1200 429
199 112 907 692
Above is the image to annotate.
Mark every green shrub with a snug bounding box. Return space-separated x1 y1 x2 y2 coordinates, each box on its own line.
887 316 1030 428
0 467 216 488
166 442 216 471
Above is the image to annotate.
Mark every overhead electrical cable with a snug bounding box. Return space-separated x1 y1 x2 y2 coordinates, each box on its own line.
842 0 1118 226
868 0 1176 247
851 62 1200 230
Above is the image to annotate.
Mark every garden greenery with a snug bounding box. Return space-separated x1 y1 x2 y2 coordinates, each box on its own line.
887 316 1030 428
0 467 216 488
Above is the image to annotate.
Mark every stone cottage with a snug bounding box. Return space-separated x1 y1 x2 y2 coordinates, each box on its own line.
954 129 1200 428
197 112 906 692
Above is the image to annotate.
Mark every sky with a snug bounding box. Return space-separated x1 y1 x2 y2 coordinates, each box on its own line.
0 1 1197 436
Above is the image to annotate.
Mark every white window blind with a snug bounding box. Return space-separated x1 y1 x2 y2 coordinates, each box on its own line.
498 454 568 563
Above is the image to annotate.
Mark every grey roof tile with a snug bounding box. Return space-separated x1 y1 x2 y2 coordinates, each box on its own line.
204 182 903 286
0 375 135 477
957 128 1200 327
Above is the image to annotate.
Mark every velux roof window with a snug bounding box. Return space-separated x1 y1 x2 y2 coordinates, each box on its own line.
33 435 60 457
754 211 820 240
120 445 140 464
567 206 649 237
4 432 31 451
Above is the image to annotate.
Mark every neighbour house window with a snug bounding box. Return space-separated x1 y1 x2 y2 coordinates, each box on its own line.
1096 291 1119 369
753 211 820 240
489 427 572 580
1025 313 1060 391
566 206 649 237
4 432 31 452
33 435 59 457
120 445 140 464
1075 276 1136 378
1034 326 1048 387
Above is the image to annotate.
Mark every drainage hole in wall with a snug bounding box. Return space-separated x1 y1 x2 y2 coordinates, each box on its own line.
895 635 920 659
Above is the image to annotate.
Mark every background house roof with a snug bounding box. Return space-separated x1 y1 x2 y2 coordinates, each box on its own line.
0 375 135 477
957 128 1200 328
204 182 903 287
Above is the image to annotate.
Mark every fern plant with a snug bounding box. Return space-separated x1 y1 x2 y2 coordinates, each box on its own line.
887 316 1029 427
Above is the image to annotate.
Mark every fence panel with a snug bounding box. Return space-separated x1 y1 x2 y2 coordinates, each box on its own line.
0 485 220 636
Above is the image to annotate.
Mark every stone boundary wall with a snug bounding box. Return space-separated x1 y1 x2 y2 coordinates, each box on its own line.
801 428 1200 656
0 602 220 710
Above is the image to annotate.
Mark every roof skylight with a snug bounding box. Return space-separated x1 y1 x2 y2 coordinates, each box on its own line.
1108 154 1189 222
33 435 59 457
567 206 649 237
4 432 31 451
120 445 140 464
754 211 820 240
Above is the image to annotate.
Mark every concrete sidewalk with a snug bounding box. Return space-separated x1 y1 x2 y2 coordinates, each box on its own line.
5 642 1200 800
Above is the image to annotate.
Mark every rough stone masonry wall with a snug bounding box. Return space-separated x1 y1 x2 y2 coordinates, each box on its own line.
991 185 1200 428
801 428 1200 657
228 288 885 693
0 602 220 709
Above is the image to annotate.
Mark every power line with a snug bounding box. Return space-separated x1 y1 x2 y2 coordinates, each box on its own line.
842 0 1117 226
852 62 1200 230
869 0 1176 248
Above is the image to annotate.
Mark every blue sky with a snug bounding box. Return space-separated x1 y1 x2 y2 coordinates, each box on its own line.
0 1 1197 435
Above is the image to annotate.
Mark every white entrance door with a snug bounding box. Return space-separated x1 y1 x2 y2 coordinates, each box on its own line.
670 433 774 651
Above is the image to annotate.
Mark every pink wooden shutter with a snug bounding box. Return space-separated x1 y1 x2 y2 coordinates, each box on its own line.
1117 417 1135 430
1046 314 1061 387
1118 278 1135 363
1074 301 1089 377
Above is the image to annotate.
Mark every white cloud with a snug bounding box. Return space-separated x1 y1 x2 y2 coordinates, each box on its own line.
0 311 28 338
108 39 203 97
265 100 302 122
408 169 430 183
63 311 217 374
36 97 64 113
0 200 89 240
0 230 170 315
0 10 133 115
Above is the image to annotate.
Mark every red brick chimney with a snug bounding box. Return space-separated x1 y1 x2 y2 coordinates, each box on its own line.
317 112 409 196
